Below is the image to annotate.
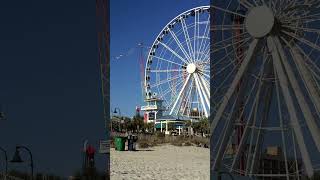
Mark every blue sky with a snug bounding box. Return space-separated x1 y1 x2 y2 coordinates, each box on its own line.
110 0 209 117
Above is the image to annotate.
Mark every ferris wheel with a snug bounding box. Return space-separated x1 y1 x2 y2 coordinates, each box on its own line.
210 0 320 179
144 6 210 120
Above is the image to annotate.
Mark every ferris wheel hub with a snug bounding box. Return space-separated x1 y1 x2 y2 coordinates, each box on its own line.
187 63 197 74
245 5 275 38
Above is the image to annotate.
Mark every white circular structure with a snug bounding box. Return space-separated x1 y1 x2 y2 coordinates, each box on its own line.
211 0 320 179
245 6 275 38
144 6 210 120
186 63 197 74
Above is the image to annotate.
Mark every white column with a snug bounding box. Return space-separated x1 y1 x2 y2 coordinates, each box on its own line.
165 120 169 135
160 121 163 132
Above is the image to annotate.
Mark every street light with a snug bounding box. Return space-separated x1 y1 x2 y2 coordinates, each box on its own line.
10 146 34 180
0 147 8 179
113 107 122 132
113 107 121 115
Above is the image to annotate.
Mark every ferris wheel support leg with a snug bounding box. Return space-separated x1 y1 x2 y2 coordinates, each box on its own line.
267 36 314 178
211 39 259 171
194 74 209 117
199 74 210 100
274 37 320 152
210 39 259 135
194 74 210 108
249 79 273 176
290 43 320 118
230 72 263 173
169 74 191 115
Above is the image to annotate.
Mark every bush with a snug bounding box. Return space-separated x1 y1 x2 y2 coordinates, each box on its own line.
138 139 151 148
155 131 165 138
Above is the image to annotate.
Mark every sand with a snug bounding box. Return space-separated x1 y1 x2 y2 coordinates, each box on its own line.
110 144 209 180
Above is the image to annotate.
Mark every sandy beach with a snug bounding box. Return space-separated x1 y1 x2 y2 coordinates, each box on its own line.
110 144 209 180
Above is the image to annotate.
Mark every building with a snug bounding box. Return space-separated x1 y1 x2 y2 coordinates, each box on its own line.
141 98 165 123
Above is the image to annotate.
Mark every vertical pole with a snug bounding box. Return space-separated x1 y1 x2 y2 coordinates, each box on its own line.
233 11 245 175
96 0 110 179
166 120 168 134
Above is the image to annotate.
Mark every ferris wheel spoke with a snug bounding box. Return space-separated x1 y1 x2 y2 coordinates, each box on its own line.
285 40 320 80
211 31 250 49
210 24 245 31
267 36 314 178
194 74 209 117
180 79 194 116
194 9 200 61
160 77 185 103
151 74 183 88
211 35 251 56
273 36 320 152
230 57 266 172
281 25 320 33
290 40 320 76
282 30 320 53
200 78 210 94
198 40 210 62
168 28 192 62
211 5 247 18
196 16 210 62
158 42 189 65
212 59 242 95
214 59 239 76
239 0 255 9
211 39 259 134
274 66 290 179
183 78 195 115
181 18 195 59
153 55 184 67
282 37 320 116
282 12 320 22
213 88 241 171
150 69 183 73
212 36 251 67
198 74 210 100
198 71 210 79
169 74 191 115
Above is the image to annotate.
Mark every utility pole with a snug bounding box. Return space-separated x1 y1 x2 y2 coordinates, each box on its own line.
96 0 110 179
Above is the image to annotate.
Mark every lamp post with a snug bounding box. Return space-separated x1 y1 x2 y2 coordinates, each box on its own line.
113 107 121 132
10 146 34 180
0 147 7 180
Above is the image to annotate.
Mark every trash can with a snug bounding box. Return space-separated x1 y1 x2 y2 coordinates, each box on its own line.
127 135 133 151
128 139 133 151
114 136 126 151
127 135 138 151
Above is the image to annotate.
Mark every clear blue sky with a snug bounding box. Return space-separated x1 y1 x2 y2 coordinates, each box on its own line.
110 0 209 117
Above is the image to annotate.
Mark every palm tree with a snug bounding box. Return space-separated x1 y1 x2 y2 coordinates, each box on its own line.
132 114 144 133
